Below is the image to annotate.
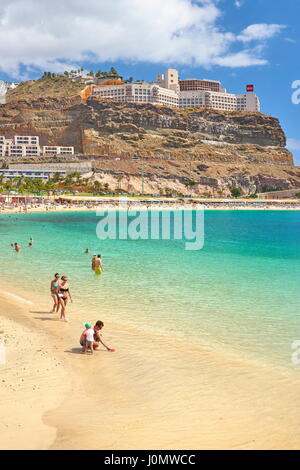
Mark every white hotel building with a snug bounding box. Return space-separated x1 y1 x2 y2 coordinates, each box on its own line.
91 69 260 113
179 90 260 111
0 136 74 158
93 82 179 108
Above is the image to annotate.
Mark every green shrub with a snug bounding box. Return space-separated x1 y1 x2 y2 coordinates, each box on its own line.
230 187 242 198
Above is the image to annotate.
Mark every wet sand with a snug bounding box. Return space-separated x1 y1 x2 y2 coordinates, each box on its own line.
1 289 300 450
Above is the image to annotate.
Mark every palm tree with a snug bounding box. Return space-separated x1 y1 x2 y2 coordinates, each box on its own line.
92 181 103 194
12 176 24 191
73 172 82 185
23 177 35 193
4 179 13 191
116 175 124 193
44 179 56 193
36 178 46 192
52 172 63 183
0 175 4 191
65 173 74 184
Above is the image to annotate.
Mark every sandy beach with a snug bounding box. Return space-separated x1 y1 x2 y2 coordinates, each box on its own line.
1 285 300 450
0 293 69 449
1 200 300 215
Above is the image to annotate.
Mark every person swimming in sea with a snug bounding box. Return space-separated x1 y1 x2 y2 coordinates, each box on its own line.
84 248 90 254
14 242 20 252
58 275 72 322
50 273 60 313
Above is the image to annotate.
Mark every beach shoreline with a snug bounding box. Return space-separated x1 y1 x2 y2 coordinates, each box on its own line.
1 203 300 215
1 192 300 215
1 285 300 450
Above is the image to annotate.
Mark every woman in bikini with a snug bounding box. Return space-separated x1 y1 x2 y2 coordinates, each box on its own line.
50 273 60 313
58 275 72 322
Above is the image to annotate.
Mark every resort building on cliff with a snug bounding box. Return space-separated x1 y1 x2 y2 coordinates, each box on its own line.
0 136 40 158
178 89 260 111
42 146 75 156
90 69 260 112
0 136 74 158
178 78 222 92
92 81 179 108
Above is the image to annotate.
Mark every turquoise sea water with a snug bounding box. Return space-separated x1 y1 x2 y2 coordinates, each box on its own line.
0 210 300 368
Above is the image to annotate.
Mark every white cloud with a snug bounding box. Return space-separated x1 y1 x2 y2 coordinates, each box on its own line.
234 1 243 8
213 50 267 67
287 139 300 151
0 0 285 79
238 24 285 43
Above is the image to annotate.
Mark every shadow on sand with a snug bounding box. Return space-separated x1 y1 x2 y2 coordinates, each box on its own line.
33 316 61 322
30 311 54 314
64 348 104 354
64 348 84 355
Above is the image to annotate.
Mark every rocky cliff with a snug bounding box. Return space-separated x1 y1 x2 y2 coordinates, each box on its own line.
1 77 299 195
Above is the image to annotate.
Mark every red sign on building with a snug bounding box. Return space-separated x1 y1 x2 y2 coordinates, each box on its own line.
246 84 254 92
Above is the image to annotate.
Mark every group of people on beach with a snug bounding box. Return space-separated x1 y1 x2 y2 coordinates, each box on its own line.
49 253 114 354
11 234 112 353
50 273 72 322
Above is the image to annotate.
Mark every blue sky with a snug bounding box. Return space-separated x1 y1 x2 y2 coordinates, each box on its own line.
0 0 300 163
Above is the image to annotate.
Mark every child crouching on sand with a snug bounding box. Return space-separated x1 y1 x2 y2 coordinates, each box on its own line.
82 323 94 354
80 320 115 353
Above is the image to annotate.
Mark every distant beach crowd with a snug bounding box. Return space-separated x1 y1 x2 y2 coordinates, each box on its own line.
1 198 300 214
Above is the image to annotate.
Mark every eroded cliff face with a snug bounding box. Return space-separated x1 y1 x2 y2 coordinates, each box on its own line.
0 91 298 195
88 158 300 196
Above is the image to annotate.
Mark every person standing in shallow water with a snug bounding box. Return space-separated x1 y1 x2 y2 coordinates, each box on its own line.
14 243 20 252
91 254 96 271
94 255 103 275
